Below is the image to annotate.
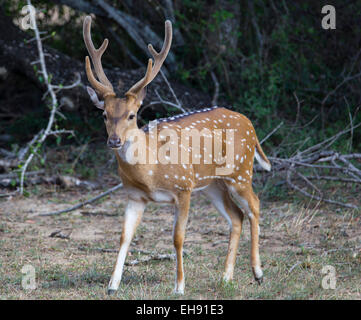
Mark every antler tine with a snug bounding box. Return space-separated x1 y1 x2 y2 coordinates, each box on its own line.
126 20 173 97
83 16 115 98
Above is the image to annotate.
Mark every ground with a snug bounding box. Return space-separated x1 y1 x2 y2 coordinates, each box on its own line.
0 178 360 300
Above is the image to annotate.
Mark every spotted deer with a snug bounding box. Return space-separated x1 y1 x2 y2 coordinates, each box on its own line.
83 16 271 295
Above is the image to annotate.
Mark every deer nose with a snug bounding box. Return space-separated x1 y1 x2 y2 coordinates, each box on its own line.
107 135 121 148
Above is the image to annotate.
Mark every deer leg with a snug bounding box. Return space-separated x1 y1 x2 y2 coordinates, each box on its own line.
228 186 263 284
223 194 244 282
173 192 191 295
203 182 244 282
107 199 145 295
248 192 263 284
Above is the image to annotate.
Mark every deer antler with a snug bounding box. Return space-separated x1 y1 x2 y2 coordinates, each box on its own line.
126 20 173 98
83 16 115 98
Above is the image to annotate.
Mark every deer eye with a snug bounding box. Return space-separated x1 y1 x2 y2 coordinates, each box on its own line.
128 114 135 120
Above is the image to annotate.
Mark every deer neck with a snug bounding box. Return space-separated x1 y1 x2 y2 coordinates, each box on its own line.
113 127 154 193
114 126 147 167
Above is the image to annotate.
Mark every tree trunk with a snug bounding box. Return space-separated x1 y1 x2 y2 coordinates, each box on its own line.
0 7 210 115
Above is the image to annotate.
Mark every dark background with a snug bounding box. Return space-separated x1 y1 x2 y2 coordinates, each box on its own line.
0 0 360 164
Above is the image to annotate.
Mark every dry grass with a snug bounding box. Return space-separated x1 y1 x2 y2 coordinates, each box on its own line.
0 183 360 300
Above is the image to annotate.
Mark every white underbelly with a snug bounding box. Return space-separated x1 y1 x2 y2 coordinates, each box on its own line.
150 190 175 203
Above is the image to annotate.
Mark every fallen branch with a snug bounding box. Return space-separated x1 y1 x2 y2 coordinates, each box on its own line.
0 148 15 158
321 246 361 257
0 159 18 171
125 253 175 266
78 246 153 255
77 246 180 265
256 119 361 209
0 169 44 180
306 175 361 184
297 122 361 157
0 191 18 198
35 183 123 216
286 167 357 209
288 261 302 274
0 174 55 188
0 173 98 190
57 175 99 190
78 246 118 253
49 230 72 239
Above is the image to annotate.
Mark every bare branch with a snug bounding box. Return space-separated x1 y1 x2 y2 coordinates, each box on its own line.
18 1 76 195
34 183 123 217
159 69 184 111
286 168 357 209
260 122 283 145
210 71 220 107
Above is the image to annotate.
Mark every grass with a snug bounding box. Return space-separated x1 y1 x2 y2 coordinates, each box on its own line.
1 242 359 299
0 183 360 300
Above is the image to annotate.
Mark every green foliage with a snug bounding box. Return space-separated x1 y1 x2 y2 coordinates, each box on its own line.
3 0 361 157
174 1 361 154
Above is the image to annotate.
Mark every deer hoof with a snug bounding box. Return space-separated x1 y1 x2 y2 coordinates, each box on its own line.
107 289 117 296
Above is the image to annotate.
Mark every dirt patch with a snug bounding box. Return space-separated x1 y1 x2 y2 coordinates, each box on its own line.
0 185 360 299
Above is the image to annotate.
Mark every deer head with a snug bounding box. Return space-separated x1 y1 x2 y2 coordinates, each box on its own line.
83 16 172 149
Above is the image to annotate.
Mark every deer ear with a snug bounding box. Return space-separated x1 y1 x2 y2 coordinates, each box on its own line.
86 86 104 110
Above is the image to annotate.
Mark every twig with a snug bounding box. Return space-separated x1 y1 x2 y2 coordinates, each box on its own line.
306 175 361 184
210 71 219 107
338 157 361 179
77 246 179 265
78 246 153 255
0 148 16 158
49 230 72 239
138 88 186 121
125 253 175 266
0 170 44 180
138 69 186 121
78 246 118 253
248 0 263 61
52 72 81 91
344 97 354 152
322 72 361 106
77 246 181 266
0 191 18 198
35 183 123 216
294 171 322 195
203 52 220 107
293 92 301 125
286 168 357 209
260 122 283 145
297 122 361 157
159 69 184 111
321 246 361 257
288 261 302 274
48 129 75 136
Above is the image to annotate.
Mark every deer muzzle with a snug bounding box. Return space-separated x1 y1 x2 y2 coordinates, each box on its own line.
107 134 122 149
